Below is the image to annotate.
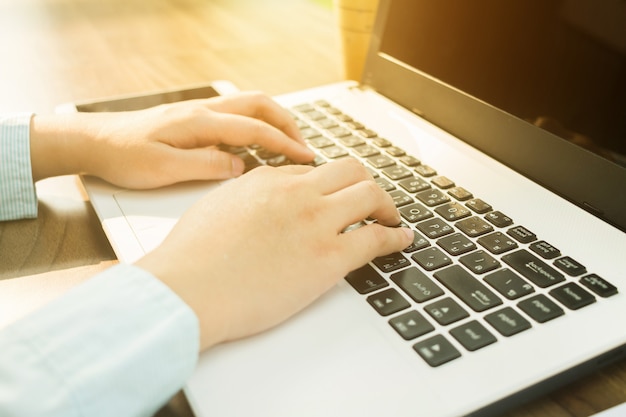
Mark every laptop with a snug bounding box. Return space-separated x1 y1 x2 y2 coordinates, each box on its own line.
59 0 626 415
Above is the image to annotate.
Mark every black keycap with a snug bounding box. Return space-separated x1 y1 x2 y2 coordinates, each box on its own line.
353 144 380 158
507 226 537 243
307 136 334 148
579 274 618 298
403 230 431 253
372 252 410 273
321 145 349 159
450 320 497 351
375 177 396 192
371 137 392 147
465 198 492 214
431 176 455 189
389 310 435 340
399 155 421 167
399 203 433 223
518 294 564 323
367 154 396 168
434 202 472 221
529 240 561 259
502 249 565 288
414 164 437 177
424 297 469 325
391 267 444 303
477 231 518 254
413 334 461 367
412 247 453 271
345 263 389 294
382 165 413 180
459 250 501 274
456 216 494 237
549 283 596 310
367 288 411 316
416 189 450 207
553 256 587 277
447 186 473 201
485 307 532 337
484 211 514 228
433 265 503 312
437 233 476 256
389 190 414 208
416 218 454 239
385 146 406 157
484 268 534 300
398 177 431 193
338 135 365 147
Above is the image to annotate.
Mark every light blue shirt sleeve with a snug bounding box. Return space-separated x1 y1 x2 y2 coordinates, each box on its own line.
0 263 200 417
0 113 38 221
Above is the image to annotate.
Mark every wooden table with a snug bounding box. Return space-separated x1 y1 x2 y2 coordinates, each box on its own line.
0 1 624 416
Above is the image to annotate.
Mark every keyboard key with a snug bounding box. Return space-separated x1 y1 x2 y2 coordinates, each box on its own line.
399 155 421 166
389 310 435 340
413 334 461 367
477 231 519 254
372 252 410 273
529 240 561 259
502 249 565 288
389 190 414 207
579 274 618 298
391 267 444 303
414 164 437 177
431 176 455 189
507 225 537 243
484 268 534 300
416 218 454 239
338 135 365 147
375 177 396 192
345 263 389 294
385 146 406 157
416 189 450 207
398 177 431 193
307 136 334 148
434 202 472 221
352 144 380 158
424 297 469 325
437 233 476 256
399 203 433 223
321 145 349 159
553 256 587 276
465 198 492 214
450 320 497 351
485 307 532 337
518 294 564 323
367 288 411 316
327 126 351 137
456 216 494 237
549 282 596 310
484 211 514 228
403 230 431 253
434 265 503 312
447 186 473 201
371 137 392 147
382 165 413 180
412 247 453 271
367 154 396 169
459 250 501 274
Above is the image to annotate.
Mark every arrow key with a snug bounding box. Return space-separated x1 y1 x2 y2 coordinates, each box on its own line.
367 288 411 316
389 310 435 340
413 334 461 367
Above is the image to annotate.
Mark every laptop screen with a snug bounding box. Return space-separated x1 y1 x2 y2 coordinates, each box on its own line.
379 0 626 167
367 0 626 231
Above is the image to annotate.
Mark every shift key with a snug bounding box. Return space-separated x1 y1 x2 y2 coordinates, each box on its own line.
502 249 565 288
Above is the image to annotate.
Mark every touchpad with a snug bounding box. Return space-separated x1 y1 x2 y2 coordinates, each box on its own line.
113 180 223 254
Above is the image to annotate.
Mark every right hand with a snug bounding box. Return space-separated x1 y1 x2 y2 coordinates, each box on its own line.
135 158 413 350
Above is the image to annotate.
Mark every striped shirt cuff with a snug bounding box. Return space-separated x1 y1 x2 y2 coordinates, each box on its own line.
0 113 37 221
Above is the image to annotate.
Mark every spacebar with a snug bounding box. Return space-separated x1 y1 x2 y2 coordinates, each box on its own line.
434 265 502 312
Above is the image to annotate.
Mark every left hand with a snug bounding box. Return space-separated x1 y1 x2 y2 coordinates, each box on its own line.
30 91 315 188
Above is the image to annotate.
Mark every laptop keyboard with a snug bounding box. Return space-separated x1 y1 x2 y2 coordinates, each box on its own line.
227 99 620 368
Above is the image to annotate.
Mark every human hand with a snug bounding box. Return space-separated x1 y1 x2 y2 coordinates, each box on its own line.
30 91 314 188
135 158 413 350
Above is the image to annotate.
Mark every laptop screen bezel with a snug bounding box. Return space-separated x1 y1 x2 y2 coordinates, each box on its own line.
363 0 626 232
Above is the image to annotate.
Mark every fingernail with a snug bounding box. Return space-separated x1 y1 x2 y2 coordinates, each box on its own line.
231 157 245 177
401 226 414 242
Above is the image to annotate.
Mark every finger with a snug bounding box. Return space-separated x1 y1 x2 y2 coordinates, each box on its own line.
339 223 414 271
200 112 315 164
306 158 372 195
277 164 315 175
326 178 402 228
202 92 305 145
158 147 245 183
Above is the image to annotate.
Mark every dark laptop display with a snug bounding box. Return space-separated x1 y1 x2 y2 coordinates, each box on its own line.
366 0 626 231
